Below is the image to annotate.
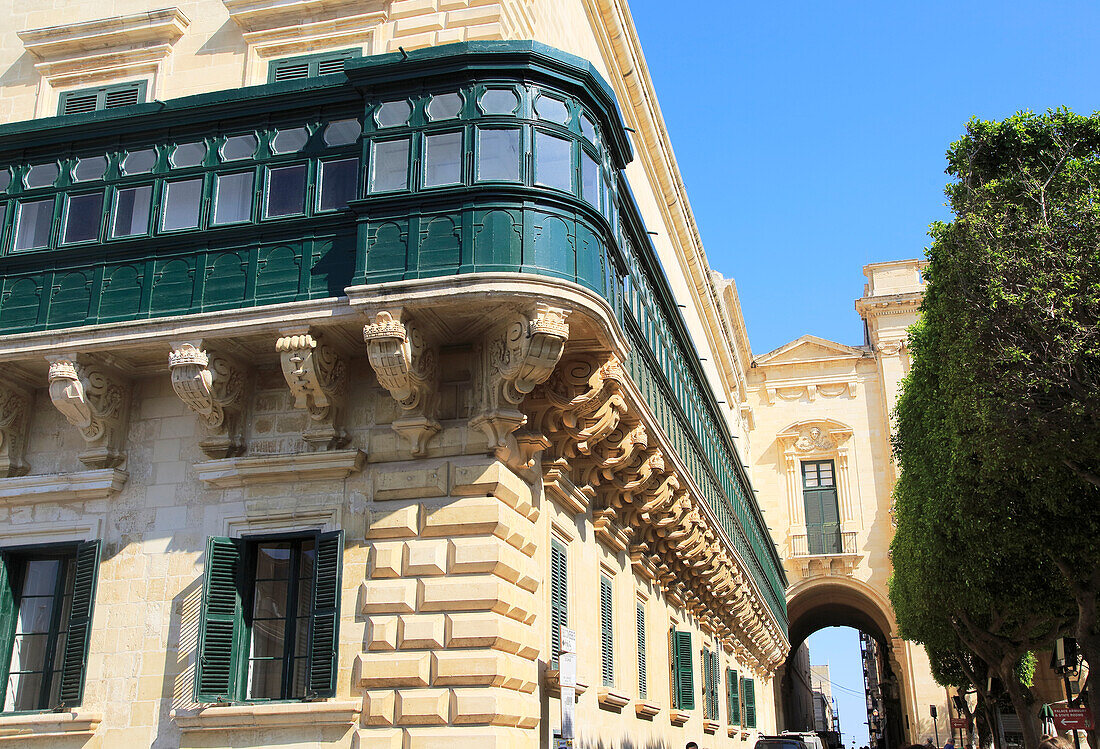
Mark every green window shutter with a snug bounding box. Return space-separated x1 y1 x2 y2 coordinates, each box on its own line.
58 82 147 115
672 629 694 710
635 602 646 698
728 668 740 725
268 49 359 83
599 575 613 686
745 677 757 727
702 649 712 718
308 530 343 698
0 554 15 709
195 536 244 702
58 540 101 707
550 540 567 669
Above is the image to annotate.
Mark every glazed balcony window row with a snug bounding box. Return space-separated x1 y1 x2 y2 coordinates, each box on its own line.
0 530 342 713
0 121 361 255
0 85 614 256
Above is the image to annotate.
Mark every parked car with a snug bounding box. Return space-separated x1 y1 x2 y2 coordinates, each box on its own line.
756 736 811 749
782 731 827 749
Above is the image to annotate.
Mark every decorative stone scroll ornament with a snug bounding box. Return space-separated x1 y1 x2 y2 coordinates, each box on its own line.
363 310 440 456
168 341 248 459
0 383 32 477
470 303 570 467
276 331 348 450
47 356 130 468
525 352 787 675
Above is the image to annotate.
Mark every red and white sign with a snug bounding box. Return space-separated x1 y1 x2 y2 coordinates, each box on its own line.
1052 705 1095 731
951 718 968 730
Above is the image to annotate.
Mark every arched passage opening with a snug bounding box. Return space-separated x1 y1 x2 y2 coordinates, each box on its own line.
775 578 910 749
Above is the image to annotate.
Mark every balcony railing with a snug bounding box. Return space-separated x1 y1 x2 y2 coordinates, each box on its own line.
789 530 859 557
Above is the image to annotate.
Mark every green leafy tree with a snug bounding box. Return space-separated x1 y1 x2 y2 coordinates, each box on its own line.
927 109 1100 747
890 318 1075 749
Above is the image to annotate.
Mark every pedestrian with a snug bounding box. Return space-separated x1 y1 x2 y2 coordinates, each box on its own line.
687 743 700 749
944 738 955 749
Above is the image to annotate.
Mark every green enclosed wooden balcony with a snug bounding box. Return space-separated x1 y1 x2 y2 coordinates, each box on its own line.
0 41 787 628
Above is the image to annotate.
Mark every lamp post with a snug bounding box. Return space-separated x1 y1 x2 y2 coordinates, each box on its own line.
931 704 940 746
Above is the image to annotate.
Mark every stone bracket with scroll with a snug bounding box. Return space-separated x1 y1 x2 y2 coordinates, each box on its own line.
47 355 131 469
276 330 349 451
0 380 32 477
169 340 249 459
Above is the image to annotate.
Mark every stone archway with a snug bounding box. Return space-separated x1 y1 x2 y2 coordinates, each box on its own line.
775 577 911 749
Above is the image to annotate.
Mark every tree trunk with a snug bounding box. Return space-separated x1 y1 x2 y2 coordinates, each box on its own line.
998 661 1042 749
1053 558 1100 749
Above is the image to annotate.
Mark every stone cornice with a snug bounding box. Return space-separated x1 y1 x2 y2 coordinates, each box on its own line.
223 0 384 33
588 0 744 410
854 292 923 319
18 8 190 60
172 700 360 731
194 449 366 488
0 469 128 503
0 709 102 739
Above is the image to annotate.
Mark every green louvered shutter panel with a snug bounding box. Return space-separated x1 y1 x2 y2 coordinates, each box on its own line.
821 486 842 553
599 575 613 686
672 630 694 710
58 81 147 115
635 602 646 698
728 668 740 725
712 653 721 720
195 536 244 702
58 540 101 707
308 530 343 698
550 540 567 669
745 677 757 727
0 554 15 709
701 649 711 718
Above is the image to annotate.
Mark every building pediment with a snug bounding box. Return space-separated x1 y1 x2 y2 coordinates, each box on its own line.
753 335 866 367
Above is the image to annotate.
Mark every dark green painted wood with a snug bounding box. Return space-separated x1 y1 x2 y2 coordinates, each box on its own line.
58 539 101 707
671 629 694 711
195 537 244 703
728 668 740 726
308 530 343 699
0 554 15 710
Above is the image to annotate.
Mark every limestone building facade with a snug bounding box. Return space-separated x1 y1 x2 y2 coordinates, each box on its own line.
0 1 790 747
720 259 948 747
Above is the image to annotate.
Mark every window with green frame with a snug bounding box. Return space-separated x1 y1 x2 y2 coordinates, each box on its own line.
549 540 567 670
702 647 719 721
743 675 757 728
727 667 740 726
802 460 841 554
58 81 147 116
267 50 360 83
599 574 613 687
195 531 343 702
0 540 101 712
669 628 694 710
635 600 646 699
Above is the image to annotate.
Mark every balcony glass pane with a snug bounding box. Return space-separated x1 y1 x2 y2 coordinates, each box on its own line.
162 178 203 230
376 101 411 128
222 135 257 161
123 149 157 175
171 142 207 168
581 151 599 208
480 89 518 115
62 192 104 244
318 158 357 211
74 156 107 182
535 95 569 125
213 171 254 225
535 131 572 192
580 112 598 144
369 139 409 193
476 128 520 182
25 163 59 189
324 119 361 147
0 170 10 192
423 131 462 187
272 128 309 155
112 185 152 237
427 93 462 120
14 199 54 250
265 164 307 217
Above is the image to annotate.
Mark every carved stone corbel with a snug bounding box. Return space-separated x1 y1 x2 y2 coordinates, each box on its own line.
276 331 348 450
471 303 569 465
169 341 248 458
47 355 130 468
363 310 440 456
0 383 32 477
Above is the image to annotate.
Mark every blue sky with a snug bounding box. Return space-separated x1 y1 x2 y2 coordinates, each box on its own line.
630 2 1100 742
630 0 1100 354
